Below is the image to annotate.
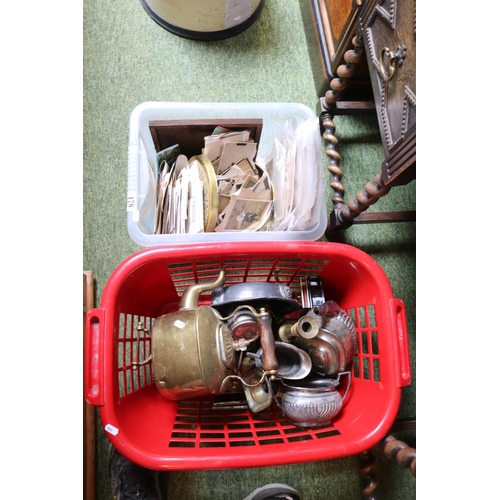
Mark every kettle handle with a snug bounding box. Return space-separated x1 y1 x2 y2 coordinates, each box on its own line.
179 268 226 310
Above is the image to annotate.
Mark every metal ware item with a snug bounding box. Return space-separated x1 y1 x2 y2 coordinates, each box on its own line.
227 307 260 341
221 304 279 371
297 330 345 377
254 341 312 380
281 372 351 428
211 280 301 316
317 302 357 362
211 368 275 413
299 301 358 376
278 316 320 343
242 368 273 413
152 269 235 400
188 155 219 232
321 311 357 364
300 276 325 309
152 304 236 400
213 399 249 410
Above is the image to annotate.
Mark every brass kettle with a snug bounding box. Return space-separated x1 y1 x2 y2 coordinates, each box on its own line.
152 268 236 400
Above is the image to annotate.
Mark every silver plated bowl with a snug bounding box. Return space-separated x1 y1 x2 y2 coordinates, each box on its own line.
280 372 351 428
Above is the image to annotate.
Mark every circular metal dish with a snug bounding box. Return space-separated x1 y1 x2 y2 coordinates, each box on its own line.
189 155 219 232
211 281 301 316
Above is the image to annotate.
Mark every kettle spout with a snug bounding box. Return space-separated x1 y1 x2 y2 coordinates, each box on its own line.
179 268 226 310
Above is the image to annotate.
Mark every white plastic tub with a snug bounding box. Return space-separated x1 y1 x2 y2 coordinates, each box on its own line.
127 101 327 247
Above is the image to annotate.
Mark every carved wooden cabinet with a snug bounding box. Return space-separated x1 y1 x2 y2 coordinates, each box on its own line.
300 0 416 231
360 0 416 187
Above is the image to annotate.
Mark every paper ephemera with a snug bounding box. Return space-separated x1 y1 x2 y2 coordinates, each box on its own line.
215 168 273 232
153 124 281 234
203 130 251 162
154 154 205 235
217 142 257 174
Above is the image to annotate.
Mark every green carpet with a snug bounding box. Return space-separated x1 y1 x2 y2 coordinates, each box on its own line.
83 1 415 498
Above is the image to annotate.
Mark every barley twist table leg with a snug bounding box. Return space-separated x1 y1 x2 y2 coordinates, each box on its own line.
379 435 416 478
359 450 378 500
339 173 391 224
325 35 365 106
320 32 393 234
358 434 416 498
321 113 344 209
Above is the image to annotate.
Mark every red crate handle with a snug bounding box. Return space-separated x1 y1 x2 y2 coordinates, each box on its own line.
390 298 412 388
84 308 105 406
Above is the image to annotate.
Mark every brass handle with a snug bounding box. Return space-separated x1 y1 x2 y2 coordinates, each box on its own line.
257 309 279 371
379 44 407 82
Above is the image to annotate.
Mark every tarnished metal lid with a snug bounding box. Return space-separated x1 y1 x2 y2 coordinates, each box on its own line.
211 281 301 315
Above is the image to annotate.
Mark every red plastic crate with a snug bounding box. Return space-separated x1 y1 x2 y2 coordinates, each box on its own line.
85 241 411 471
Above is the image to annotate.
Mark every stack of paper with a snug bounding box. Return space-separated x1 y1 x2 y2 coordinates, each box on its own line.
200 127 273 232
154 153 206 235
